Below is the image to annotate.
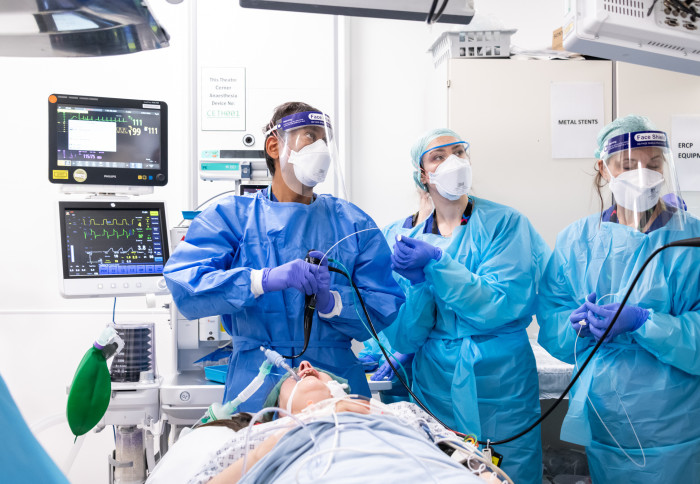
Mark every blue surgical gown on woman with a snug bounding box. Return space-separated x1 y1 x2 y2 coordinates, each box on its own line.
383 196 549 484
537 210 700 483
164 189 405 410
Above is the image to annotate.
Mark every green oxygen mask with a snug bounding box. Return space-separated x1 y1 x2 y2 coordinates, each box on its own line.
66 326 124 438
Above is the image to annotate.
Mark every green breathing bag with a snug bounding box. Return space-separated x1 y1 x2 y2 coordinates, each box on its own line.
66 327 123 438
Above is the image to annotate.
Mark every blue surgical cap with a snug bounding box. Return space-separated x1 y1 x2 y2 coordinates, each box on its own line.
594 115 656 159
410 128 463 191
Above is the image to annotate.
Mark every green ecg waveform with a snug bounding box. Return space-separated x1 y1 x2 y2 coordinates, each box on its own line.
86 218 137 226
84 229 139 240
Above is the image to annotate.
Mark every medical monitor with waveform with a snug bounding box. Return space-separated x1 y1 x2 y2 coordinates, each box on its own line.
49 94 168 187
58 201 170 298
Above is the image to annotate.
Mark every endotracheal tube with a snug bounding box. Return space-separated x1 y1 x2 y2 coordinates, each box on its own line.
262 346 300 381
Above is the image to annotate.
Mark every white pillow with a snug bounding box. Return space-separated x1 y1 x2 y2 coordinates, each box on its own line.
147 426 235 484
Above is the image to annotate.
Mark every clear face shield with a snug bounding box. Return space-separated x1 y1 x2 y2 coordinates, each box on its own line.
268 111 346 199
600 130 686 231
420 140 471 201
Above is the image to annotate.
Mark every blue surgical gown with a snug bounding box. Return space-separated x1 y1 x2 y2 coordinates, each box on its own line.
537 210 700 483
164 190 405 410
0 374 69 484
383 196 549 484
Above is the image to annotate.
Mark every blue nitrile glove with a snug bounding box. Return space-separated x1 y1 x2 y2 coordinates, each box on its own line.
390 260 426 284
392 236 442 271
262 259 319 295
358 355 379 372
569 292 596 338
585 301 649 342
308 250 334 314
371 352 414 381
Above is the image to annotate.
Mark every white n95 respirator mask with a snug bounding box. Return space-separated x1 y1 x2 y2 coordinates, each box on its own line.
287 139 331 187
428 155 472 201
609 168 664 212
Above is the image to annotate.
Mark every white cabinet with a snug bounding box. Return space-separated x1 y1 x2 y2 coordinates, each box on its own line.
446 59 614 248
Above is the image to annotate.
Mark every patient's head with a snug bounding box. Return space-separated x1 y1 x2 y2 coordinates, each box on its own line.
279 361 336 413
262 361 354 419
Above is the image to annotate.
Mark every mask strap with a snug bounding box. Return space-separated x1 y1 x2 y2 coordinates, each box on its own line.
264 123 280 137
286 379 301 414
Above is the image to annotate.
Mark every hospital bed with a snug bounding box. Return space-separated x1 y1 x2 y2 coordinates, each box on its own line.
530 340 574 400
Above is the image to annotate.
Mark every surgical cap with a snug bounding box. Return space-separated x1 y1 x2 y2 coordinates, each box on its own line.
410 128 463 191
594 114 657 159
261 368 350 420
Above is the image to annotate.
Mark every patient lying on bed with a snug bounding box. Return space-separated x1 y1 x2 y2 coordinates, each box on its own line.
148 362 510 484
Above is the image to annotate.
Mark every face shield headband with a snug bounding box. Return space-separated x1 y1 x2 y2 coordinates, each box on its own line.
419 140 470 164
265 111 334 140
599 130 669 161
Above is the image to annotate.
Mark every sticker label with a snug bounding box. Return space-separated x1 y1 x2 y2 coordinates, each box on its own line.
73 169 87 182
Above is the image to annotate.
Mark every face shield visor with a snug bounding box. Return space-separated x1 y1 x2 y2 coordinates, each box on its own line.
600 130 686 231
420 140 471 201
267 111 346 199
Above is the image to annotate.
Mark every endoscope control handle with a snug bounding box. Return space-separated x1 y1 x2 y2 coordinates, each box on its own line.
305 250 322 308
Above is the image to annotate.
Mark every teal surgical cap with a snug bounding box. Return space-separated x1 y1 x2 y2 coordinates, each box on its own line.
594 114 656 159
410 128 463 191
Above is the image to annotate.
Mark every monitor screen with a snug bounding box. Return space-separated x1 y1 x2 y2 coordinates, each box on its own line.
58 200 170 298
49 94 168 187
239 183 268 195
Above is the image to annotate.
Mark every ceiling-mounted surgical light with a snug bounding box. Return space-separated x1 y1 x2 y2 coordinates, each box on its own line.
0 0 170 57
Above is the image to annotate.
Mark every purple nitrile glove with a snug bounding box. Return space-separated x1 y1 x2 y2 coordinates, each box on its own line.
569 292 596 338
371 352 414 382
262 259 319 295
358 354 379 373
390 259 425 285
585 301 649 342
308 250 334 314
392 236 442 271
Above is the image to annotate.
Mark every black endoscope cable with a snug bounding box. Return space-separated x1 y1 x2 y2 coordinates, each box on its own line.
324 265 470 438
312 237 700 448
481 236 700 446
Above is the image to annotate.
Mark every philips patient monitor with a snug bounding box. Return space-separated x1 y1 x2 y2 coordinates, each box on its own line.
49 94 168 187
58 200 170 298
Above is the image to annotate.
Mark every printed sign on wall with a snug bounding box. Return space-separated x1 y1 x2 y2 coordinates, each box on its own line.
551 82 605 159
201 67 245 131
672 115 700 192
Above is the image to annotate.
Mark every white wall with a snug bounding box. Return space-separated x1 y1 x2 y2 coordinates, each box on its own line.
346 1 566 227
194 0 338 207
1 1 698 483
0 2 190 482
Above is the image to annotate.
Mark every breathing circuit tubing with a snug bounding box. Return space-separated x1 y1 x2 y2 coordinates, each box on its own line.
300 236 700 447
